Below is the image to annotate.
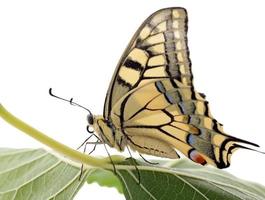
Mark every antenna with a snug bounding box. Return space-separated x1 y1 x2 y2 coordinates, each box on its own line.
49 88 93 116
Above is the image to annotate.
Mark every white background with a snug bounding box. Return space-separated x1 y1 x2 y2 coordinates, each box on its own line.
1 0 265 199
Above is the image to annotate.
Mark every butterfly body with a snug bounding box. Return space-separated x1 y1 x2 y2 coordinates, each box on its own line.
90 7 259 168
93 114 180 160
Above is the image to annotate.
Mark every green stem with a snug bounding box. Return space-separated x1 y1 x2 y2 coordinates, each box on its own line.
0 104 118 168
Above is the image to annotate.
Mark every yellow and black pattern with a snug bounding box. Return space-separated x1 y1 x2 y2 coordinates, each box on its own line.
104 8 192 119
93 7 260 169
110 79 258 168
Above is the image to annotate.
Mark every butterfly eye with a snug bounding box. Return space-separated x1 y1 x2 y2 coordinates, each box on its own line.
87 114 94 125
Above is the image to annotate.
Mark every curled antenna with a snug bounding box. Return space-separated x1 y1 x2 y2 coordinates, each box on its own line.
49 88 92 116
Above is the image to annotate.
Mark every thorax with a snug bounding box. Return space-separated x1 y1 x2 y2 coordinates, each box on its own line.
93 115 126 151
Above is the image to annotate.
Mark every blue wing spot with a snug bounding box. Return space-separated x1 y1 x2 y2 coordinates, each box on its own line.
155 81 166 93
165 92 175 104
188 134 196 145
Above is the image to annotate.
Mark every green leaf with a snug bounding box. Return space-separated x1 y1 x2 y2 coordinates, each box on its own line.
0 148 88 200
114 159 265 200
1 147 265 200
87 169 123 194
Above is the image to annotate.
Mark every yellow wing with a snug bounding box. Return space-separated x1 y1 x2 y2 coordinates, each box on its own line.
101 7 259 168
110 79 259 168
104 7 192 119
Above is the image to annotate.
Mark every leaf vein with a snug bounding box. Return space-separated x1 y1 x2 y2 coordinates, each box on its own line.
172 174 210 200
125 169 158 200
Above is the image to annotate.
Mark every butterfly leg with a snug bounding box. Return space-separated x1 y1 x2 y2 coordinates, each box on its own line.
77 125 102 150
126 146 141 185
139 154 159 165
79 140 89 181
124 136 180 184
79 139 102 181
76 135 94 150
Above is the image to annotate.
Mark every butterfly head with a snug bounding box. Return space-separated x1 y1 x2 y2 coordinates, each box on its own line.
87 113 94 126
86 113 96 134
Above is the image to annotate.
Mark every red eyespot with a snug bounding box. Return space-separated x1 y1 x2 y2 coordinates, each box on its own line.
189 150 207 165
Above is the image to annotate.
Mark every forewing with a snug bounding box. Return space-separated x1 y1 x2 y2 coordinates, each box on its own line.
104 7 193 119
111 80 259 168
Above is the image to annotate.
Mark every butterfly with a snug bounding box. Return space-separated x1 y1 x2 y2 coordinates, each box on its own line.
84 7 260 168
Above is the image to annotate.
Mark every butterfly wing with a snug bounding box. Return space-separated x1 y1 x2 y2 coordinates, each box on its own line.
110 79 259 168
104 7 259 168
104 7 192 119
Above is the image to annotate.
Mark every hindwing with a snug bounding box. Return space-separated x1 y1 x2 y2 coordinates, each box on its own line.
110 79 259 168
